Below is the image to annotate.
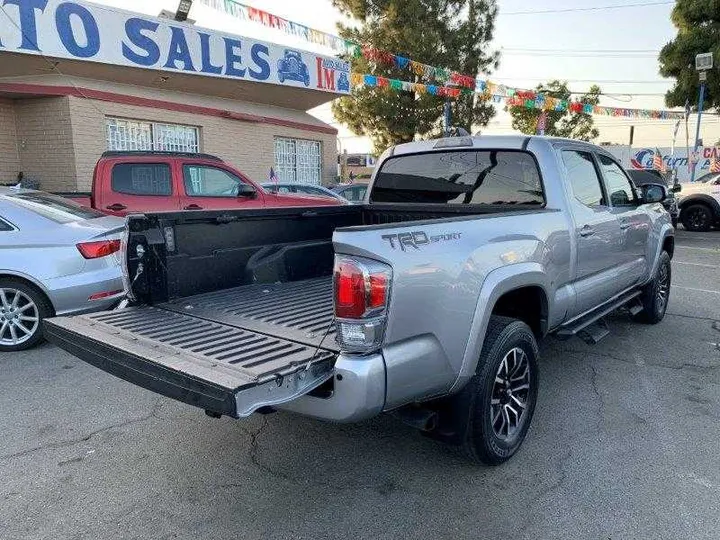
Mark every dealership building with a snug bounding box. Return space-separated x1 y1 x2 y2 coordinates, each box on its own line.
0 0 349 192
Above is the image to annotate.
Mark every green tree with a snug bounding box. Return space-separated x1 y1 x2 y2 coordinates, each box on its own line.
507 81 601 141
331 0 498 154
659 0 719 110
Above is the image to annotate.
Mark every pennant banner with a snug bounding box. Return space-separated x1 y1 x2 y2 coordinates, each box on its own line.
352 74 686 120
197 0 684 121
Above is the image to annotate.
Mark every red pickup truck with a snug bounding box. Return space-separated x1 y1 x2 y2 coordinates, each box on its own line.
60 151 340 216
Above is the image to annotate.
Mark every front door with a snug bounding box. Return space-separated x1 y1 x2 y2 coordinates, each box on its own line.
562 149 625 317
179 164 265 211
596 154 651 289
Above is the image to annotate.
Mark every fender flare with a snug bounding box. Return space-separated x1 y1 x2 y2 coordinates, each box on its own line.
0 269 55 306
649 226 675 280
678 194 720 217
448 263 551 394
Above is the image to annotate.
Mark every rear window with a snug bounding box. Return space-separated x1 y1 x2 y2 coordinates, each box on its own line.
371 150 544 206
111 163 172 196
7 192 104 223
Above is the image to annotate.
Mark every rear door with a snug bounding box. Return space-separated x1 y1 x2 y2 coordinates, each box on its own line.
179 162 265 211
596 153 651 288
98 160 180 215
561 149 625 317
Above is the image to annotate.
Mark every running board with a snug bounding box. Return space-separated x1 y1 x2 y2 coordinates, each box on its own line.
556 289 643 342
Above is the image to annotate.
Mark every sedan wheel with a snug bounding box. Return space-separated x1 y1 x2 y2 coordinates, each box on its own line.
0 280 52 352
0 288 40 346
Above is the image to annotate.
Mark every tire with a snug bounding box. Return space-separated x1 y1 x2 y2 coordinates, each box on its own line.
0 279 53 352
632 251 671 325
460 316 539 465
671 217 678 229
681 203 713 232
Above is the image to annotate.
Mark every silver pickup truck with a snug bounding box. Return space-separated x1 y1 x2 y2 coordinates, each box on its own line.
45 136 675 465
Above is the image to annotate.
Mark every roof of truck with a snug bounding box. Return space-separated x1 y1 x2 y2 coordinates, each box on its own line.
387 135 602 157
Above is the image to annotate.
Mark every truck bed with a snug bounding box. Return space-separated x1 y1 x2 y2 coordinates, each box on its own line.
44 277 337 418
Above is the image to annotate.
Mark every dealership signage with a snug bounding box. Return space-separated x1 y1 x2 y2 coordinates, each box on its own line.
0 0 350 94
604 145 720 182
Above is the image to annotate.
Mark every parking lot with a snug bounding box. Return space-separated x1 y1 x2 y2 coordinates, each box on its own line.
1 228 718 540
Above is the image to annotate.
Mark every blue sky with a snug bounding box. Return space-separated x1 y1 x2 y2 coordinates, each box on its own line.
93 0 719 151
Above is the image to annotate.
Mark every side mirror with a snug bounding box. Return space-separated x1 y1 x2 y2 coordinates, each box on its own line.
641 183 667 204
237 184 257 198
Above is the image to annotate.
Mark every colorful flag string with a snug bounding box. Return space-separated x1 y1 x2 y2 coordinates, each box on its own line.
197 0 685 122
196 0 477 88
352 73 686 120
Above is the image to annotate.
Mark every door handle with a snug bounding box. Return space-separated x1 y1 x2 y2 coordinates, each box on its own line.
619 221 631 230
106 203 127 211
184 204 203 210
579 225 594 237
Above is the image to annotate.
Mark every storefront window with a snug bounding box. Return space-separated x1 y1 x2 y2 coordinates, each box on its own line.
274 137 322 185
106 118 199 153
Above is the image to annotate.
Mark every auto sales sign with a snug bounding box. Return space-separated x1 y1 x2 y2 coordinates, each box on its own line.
0 0 351 95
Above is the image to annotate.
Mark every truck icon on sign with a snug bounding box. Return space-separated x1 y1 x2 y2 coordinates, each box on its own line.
277 49 310 87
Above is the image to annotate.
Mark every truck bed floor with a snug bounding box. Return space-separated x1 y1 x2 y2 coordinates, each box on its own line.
160 277 338 352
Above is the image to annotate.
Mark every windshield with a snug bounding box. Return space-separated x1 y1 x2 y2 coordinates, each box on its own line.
371 150 544 205
6 192 104 224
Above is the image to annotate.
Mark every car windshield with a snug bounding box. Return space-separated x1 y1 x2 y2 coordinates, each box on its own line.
6 192 104 224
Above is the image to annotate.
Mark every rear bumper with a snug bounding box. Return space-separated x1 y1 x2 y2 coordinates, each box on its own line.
276 352 386 422
45 266 124 316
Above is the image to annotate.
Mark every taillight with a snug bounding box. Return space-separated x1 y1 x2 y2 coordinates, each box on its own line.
334 259 368 318
333 256 391 353
76 239 121 259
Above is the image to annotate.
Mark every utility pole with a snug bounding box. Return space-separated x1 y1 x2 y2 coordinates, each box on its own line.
691 53 713 182
443 100 452 137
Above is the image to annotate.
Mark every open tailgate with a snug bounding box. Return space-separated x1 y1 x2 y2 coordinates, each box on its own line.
44 306 335 418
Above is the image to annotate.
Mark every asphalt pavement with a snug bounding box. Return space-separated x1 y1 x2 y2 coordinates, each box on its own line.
1 229 719 540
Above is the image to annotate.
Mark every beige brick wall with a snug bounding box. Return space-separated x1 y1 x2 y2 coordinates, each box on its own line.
14 97 77 192
0 98 20 183
68 97 338 191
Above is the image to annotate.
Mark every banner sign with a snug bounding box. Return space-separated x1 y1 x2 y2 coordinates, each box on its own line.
0 0 350 95
605 145 720 182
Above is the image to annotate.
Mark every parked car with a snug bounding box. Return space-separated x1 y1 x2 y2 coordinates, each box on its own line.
261 182 348 203
46 135 673 465
58 151 340 216
0 188 124 351
332 183 368 203
626 169 680 228
277 49 310 86
676 172 720 231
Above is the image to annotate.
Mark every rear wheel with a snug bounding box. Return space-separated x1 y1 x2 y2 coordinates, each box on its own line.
0 279 53 352
461 316 539 465
632 251 671 324
681 204 713 232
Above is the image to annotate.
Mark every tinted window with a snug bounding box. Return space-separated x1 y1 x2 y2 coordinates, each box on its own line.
0 216 14 231
598 155 636 206
7 192 104 223
184 165 244 197
371 151 543 205
342 186 367 202
111 163 172 196
563 151 605 207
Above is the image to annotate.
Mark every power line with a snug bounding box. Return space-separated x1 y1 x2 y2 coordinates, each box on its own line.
489 77 672 84
503 48 660 54
501 1 674 16
502 52 658 58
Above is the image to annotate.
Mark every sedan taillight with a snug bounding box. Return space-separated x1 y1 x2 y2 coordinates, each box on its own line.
76 239 121 259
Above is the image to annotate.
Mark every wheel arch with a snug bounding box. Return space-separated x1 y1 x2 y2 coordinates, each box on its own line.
679 194 720 217
449 263 551 394
0 271 56 315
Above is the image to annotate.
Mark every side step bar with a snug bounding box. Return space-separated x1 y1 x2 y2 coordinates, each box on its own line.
556 289 643 343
